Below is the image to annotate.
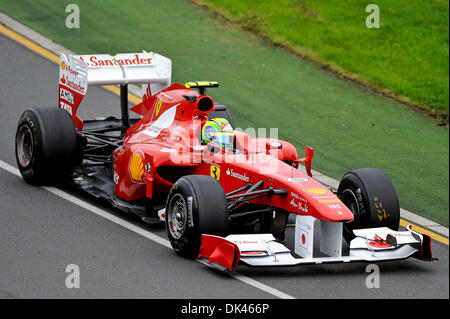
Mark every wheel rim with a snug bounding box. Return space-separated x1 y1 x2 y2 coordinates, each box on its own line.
16 124 34 168
340 188 360 234
341 189 359 217
167 194 188 240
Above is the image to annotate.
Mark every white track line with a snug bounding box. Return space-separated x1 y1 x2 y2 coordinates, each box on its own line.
0 159 295 299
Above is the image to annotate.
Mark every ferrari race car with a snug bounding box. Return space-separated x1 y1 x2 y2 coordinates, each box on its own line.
15 51 435 271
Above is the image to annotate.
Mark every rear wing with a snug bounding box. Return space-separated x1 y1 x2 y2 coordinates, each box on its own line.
58 51 172 130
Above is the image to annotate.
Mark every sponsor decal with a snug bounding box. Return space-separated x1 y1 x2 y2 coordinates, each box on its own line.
301 234 306 245
113 171 119 185
59 101 73 115
288 177 308 182
60 74 85 94
210 164 221 181
59 54 88 112
312 195 337 200
187 196 194 227
290 199 308 213
144 162 151 173
65 78 86 94
65 65 79 77
233 241 258 245
318 198 341 203
155 99 162 117
60 88 74 104
295 217 314 258
374 196 389 222
299 227 309 249
145 126 161 137
388 233 413 237
129 151 145 183
139 104 179 139
226 168 250 182
304 188 329 195
290 192 307 202
355 188 367 220
289 192 308 213
160 148 176 152
328 204 342 209
80 54 153 68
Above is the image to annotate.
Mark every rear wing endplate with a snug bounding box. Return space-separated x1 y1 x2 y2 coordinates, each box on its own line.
58 51 172 130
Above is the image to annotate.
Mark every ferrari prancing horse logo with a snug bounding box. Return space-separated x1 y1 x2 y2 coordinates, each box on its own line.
155 99 162 117
210 164 220 181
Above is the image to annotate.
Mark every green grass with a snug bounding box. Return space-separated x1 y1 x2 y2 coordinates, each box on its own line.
192 0 449 115
0 0 448 226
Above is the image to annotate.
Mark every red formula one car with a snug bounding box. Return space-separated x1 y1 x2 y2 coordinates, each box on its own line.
15 51 435 271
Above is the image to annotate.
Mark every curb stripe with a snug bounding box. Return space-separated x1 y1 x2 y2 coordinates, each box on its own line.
400 219 449 246
0 23 59 63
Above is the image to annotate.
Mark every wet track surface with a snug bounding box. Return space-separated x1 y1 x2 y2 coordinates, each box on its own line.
0 33 448 299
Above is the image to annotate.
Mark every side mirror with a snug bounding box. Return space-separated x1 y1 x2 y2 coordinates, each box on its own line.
296 146 314 177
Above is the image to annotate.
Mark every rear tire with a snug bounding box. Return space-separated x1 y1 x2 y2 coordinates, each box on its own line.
337 168 400 243
15 107 78 184
165 175 229 258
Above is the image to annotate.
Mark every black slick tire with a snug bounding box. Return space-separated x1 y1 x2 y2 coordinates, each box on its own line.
15 107 78 184
337 168 400 243
165 175 229 258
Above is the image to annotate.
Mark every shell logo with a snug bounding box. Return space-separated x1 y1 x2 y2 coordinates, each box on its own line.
129 151 144 182
305 188 329 195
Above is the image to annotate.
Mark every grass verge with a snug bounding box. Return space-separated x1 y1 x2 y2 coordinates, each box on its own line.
190 0 449 120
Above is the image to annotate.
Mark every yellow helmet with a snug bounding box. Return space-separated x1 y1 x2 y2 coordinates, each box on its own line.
201 118 234 150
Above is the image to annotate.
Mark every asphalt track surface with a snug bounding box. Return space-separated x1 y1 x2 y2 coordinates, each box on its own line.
0 32 448 299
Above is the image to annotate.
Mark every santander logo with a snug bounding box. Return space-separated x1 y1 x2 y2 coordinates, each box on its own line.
226 168 250 182
80 54 152 67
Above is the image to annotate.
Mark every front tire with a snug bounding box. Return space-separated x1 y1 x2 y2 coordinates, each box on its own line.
165 175 229 258
337 168 400 243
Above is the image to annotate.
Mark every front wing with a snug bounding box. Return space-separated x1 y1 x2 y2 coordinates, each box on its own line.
198 220 435 271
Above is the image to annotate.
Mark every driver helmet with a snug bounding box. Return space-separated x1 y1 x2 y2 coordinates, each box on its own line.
202 118 234 151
